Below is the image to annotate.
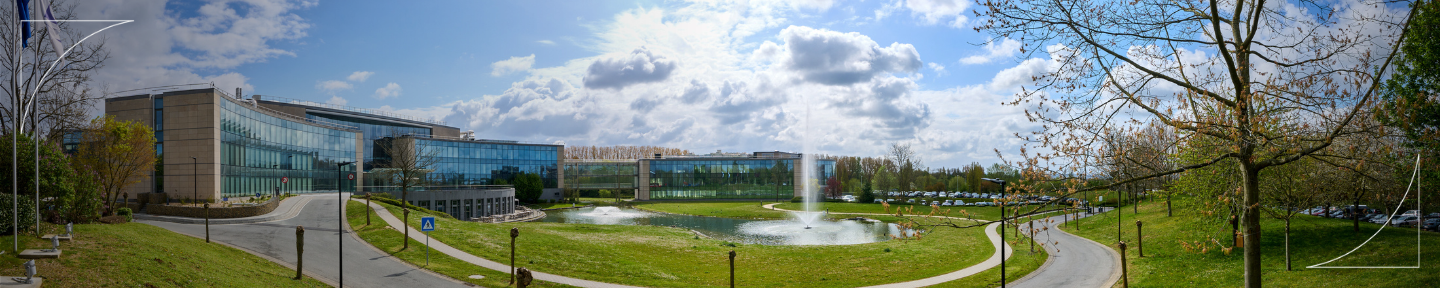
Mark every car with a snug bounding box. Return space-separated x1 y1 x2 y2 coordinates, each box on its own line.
1390 215 1420 227
1328 210 1347 218
1422 219 1440 231
907 199 916 203
874 199 884 203
953 200 965 206
1428 213 1440 219
1402 210 1421 217
941 200 953 206
1370 214 1391 224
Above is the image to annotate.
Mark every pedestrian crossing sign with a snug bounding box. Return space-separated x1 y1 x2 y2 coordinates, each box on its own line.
421 217 436 232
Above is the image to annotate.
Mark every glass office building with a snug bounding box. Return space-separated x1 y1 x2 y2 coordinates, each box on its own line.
219 97 360 197
644 157 835 200
564 160 639 190
306 113 430 171
375 136 562 188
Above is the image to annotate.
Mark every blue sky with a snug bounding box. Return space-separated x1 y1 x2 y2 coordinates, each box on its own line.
83 0 1051 168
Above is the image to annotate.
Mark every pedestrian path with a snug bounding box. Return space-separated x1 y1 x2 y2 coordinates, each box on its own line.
362 199 644 288
134 193 322 225
761 203 1013 287
1010 208 1121 288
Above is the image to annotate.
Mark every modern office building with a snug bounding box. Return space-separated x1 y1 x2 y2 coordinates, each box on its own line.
564 152 835 201
101 85 561 218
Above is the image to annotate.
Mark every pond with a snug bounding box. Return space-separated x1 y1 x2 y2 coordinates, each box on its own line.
540 206 910 245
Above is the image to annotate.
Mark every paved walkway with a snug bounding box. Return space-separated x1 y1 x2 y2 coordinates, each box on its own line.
1010 208 1121 288
142 193 469 288
135 193 319 224
363 199 643 288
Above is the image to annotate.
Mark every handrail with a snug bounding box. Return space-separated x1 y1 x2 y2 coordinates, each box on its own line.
256 95 447 126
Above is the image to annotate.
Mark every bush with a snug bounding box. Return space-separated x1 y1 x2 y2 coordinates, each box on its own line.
117 207 133 222
598 190 613 198
791 196 803 203
0 195 38 233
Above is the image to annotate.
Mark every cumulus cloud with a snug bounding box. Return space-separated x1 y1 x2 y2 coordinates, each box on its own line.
374 82 402 99
490 54 536 76
327 95 348 106
761 26 922 85
316 80 352 92
960 38 1022 65
928 62 946 76
583 47 678 90
347 71 374 82
904 0 970 28
537 40 556 45
791 0 837 11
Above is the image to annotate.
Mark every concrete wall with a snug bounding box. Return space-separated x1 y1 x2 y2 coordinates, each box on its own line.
432 125 461 138
104 95 156 199
635 160 650 200
160 89 222 202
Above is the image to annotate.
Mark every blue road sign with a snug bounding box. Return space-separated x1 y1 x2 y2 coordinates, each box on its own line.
420 217 436 232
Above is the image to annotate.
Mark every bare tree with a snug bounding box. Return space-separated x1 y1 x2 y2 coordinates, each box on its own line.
0 1 108 139
888 143 921 193
976 0 1419 284
373 135 440 248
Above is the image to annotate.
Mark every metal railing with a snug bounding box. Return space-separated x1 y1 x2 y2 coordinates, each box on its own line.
255 95 447 125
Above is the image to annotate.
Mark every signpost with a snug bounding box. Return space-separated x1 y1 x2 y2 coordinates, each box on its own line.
421 216 436 266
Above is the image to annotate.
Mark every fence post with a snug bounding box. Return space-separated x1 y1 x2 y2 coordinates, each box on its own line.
204 202 210 243
294 226 304 280
1136 220 1144 257
366 193 372 226
1119 241 1129 288
728 250 736 288
510 227 519 285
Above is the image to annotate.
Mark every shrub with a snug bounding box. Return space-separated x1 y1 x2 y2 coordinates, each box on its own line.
0 195 38 232
117 207 133 222
791 196 803 203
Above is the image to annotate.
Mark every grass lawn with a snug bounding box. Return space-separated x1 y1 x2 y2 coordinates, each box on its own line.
370 201 1016 287
345 201 573 287
1070 198 1439 287
0 222 329 287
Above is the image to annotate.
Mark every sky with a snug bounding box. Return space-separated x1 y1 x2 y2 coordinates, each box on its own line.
75 0 1062 169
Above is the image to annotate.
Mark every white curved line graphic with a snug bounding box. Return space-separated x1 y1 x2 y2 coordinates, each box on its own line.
23 20 133 108
1307 154 1422 269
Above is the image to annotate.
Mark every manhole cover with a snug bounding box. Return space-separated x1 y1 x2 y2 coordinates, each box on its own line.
468 275 485 279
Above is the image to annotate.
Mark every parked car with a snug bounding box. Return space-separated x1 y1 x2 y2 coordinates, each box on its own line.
1370 214 1391 224
874 199 884 203
1390 215 1420 227
1422 219 1440 231
1402 210 1421 217
941 200 954 206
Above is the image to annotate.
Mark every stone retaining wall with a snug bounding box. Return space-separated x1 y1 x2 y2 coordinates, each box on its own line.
145 196 283 219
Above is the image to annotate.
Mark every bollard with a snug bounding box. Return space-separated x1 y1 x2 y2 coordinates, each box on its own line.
516 267 534 288
1119 241 1129 288
728 250 736 288
294 226 304 280
1136 221 1144 257
366 193 372 226
204 202 211 243
510 227 520 285
403 209 410 250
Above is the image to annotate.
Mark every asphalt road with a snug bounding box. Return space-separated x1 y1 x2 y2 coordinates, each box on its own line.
1010 208 1121 288
142 193 468 288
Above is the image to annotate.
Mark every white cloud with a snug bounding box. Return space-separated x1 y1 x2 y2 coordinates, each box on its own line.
374 82 403 99
903 0 970 28
316 80 352 92
791 0 837 11
758 26 922 85
583 47 678 89
537 40 556 45
327 95 348 106
347 71 374 82
928 62 946 76
491 54 537 77
960 38 1022 65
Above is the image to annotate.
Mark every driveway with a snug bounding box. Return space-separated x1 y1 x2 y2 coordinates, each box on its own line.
1011 208 1121 288
141 193 469 288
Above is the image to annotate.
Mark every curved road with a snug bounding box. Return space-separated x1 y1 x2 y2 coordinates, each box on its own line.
1011 208 1121 288
142 193 468 288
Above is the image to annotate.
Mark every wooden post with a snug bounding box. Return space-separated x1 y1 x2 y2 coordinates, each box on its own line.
1029 220 1034 252
294 226 304 280
204 202 210 243
366 193 372 226
1119 241 1129 288
403 209 410 250
510 227 519 285
1136 221 1144 257
728 250 736 288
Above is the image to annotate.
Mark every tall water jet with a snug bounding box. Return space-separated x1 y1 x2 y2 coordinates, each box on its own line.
797 105 821 229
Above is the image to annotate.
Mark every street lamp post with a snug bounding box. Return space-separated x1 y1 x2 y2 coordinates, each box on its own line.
287 155 293 196
337 161 354 288
192 157 199 204
983 178 1008 288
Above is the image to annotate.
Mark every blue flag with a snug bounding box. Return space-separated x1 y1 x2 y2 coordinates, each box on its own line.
15 0 29 47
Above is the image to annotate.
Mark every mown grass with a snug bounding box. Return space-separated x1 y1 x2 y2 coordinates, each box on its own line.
1070 197 1439 287
345 201 572 287
370 201 1010 287
0 222 330 287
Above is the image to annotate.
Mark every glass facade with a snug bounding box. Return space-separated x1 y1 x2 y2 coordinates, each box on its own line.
306 113 430 171
375 137 560 188
647 158 836 200
564 161 638 190
219 98 359 197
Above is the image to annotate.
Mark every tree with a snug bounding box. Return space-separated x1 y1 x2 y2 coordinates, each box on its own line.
1260 158 1327 271
858 180 876 203
374 136 440 206
872 167 896 195
1 1 110 139
514 172 544 203
71 116 153 216
888 143 921 192
947 176 966 193
1377 0 1440 152
978 0 1418 284
0 133 83 227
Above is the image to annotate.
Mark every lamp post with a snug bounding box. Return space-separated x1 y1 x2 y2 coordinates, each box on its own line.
337 161 354 288
287 155 293 195
983 178 1008 288
192 157 198 204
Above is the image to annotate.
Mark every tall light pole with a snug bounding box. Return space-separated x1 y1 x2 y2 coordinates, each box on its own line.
337 161 354 288
983 178 1008 288
193 157 198 204
287 155 293 195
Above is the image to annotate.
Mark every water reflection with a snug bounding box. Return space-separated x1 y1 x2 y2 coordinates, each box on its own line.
541 207 910 245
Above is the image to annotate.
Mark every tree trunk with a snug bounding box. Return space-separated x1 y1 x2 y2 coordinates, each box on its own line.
1241 163 1263 288
1353 191 1362 233
1167 192 1172 217
1284 217 1291 271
